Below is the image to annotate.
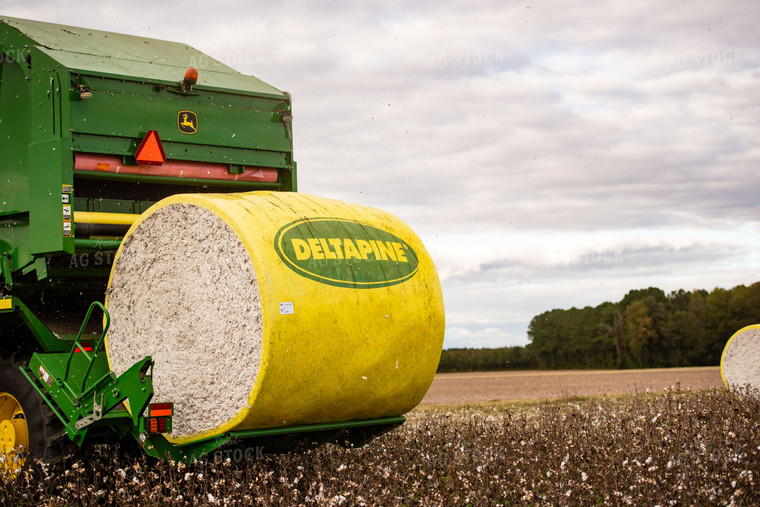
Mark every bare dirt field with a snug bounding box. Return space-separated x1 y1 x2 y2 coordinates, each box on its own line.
419 366 723 406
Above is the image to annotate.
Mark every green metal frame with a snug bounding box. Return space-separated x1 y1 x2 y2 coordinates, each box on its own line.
136 416 406 463
19 301 154 445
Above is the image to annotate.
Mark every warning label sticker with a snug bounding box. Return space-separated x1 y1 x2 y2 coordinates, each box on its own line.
38 365 53 388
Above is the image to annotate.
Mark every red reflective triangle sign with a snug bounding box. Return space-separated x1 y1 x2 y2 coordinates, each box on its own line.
135 130 166 166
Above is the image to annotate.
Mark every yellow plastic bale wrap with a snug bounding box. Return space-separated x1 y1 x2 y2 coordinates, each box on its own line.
105 191 444 444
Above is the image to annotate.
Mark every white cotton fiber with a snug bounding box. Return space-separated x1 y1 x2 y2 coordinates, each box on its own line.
722 326 760 400
105 204 263 437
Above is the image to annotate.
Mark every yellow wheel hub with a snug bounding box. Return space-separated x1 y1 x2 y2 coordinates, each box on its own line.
0 392 28 475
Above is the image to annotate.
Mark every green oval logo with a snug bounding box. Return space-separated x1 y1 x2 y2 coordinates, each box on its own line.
274 218 419 288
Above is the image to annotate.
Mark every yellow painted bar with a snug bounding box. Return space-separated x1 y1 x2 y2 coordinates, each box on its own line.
75 211 140 225
106 191 445 444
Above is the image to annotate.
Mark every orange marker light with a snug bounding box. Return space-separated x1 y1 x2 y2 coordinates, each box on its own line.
148 402 173 417
182 68 198 92
185 68 198 83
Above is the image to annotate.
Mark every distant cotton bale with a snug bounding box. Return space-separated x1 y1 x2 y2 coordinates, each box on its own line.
721 325 760 399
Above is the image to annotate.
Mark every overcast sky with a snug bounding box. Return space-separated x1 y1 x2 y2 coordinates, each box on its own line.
4 1 759 349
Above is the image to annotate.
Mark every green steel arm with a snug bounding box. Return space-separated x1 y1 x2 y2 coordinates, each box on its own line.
24 353 155 445
63 300 109 390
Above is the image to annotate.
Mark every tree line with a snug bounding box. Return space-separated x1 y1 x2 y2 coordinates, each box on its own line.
437 282 760 372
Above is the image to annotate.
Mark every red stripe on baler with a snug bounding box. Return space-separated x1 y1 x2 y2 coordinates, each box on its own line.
74 153 278 183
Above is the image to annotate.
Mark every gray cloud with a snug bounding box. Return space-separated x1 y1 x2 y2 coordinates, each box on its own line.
448 240 745 285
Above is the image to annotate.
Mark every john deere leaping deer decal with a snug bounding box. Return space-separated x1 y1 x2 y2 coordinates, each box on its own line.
177 110 198 134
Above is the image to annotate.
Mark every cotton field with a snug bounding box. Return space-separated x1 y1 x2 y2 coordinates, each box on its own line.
2 388 758 505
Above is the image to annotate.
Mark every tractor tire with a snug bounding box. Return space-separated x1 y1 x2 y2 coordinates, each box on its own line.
0 357 69 472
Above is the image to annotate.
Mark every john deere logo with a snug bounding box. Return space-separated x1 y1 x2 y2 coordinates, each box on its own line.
177 110 198 134
274 218 419 288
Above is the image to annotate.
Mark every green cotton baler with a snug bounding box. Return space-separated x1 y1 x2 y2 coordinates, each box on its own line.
0 15 300 468
0 16 447 471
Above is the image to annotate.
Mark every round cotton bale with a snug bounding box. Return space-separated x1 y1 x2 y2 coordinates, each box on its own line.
105 191 444 444
720 324 760 400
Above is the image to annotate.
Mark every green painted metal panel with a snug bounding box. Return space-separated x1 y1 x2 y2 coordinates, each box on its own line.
27 137 74 255
1 16 286 98
70 85 291 152
72 134 291 167
24 47 74 257
72 196 154 215
0 36 33 269
0 55 30 216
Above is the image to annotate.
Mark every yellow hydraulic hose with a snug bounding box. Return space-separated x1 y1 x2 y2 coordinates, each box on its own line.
75 212 140 226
